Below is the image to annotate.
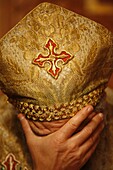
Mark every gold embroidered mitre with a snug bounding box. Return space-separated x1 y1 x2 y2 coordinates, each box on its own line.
0 2 113 121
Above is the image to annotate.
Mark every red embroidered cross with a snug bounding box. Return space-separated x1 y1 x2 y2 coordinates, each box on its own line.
3 154 19 170
33 39 73 79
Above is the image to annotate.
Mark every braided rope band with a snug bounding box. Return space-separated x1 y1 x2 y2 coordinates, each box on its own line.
10 85 105 121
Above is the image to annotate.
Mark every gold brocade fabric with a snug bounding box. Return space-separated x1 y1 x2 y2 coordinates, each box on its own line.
0 2 113 121
1 90 113 170
0 2 113 170
0 93 32 169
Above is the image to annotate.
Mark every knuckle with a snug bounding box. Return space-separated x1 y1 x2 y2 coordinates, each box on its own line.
84 126 93 136
53 134 64 146
89 136 95 144
76 150 83 161
69 121 78 130
68 142 76 150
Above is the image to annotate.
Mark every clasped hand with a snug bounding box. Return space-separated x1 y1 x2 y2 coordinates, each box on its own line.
18 105 104 170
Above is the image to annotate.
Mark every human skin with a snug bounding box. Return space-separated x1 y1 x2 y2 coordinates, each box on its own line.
18 105 104 170
27 110 97 136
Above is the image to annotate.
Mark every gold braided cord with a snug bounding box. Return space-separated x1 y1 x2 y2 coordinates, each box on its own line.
9 84 105 122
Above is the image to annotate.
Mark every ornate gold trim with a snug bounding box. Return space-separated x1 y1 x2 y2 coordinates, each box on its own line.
9 85 105 121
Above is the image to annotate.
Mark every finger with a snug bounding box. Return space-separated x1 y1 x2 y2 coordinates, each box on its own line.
18 113 34 139
87 112 97 122
29 121 51 136
73 113 104 145
56 105 94 140
80 121 104 156
80 138 100 168
76 112 97 132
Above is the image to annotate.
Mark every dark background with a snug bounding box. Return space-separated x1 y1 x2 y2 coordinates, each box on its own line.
0 0 113 87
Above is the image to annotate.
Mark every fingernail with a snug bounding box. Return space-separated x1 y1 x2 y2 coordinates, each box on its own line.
17 114 25 121
98 113 104 120
86 105 93 112
19 116 25 121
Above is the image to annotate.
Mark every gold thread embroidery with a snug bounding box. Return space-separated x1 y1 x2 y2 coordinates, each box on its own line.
10 85 105 122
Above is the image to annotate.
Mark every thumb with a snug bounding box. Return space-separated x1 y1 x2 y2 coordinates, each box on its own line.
18 113 34 139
